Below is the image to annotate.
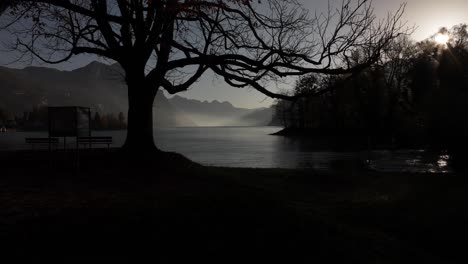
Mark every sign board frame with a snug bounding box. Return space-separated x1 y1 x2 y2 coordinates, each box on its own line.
48 107 91 138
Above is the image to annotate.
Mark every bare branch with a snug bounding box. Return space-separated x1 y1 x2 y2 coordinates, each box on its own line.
1 0 410 100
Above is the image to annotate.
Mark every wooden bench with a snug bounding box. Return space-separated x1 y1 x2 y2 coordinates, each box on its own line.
77 136 113 149
25 137 59 150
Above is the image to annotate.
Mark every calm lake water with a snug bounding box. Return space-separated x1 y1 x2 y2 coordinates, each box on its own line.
0 126 451 173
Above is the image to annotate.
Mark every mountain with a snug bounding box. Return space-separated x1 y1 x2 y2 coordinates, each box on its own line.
153 93 197 127
0 62 195 127
0 62 274 127
168 95 273 126
0 62 128 114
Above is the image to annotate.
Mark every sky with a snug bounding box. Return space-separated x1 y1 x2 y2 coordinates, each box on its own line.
1 0 467 109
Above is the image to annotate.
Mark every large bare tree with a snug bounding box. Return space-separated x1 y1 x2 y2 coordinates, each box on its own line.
0 0 408 153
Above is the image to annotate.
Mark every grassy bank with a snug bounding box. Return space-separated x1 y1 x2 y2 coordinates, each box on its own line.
0 150 467 262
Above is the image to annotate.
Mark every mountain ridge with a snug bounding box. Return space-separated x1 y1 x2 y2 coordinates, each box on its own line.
0 62 274 127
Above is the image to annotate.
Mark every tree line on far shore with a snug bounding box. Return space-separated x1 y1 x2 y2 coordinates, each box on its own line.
273 24 468 153
0 106 127 131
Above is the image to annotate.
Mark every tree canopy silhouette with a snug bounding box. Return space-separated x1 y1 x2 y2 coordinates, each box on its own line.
0 0 408 153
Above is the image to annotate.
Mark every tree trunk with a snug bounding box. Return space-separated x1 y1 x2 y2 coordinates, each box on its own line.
122 70 159 153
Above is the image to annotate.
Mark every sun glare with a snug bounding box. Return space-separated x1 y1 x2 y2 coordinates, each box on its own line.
435 33 449 45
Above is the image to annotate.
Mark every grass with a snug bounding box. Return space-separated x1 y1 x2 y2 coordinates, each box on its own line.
0 150 467 262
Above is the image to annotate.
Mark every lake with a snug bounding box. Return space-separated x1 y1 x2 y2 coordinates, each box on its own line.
0 126 451 173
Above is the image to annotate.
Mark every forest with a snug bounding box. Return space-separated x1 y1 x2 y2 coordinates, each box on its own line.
274 24 468 162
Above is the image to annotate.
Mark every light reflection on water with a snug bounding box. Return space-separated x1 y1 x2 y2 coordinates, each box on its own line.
368 150 451 173
0 127 452 173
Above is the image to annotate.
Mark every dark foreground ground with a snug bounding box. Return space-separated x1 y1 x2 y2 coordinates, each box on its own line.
0 150 467 263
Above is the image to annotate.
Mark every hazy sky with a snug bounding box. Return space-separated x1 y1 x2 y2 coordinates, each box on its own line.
1 0 467 108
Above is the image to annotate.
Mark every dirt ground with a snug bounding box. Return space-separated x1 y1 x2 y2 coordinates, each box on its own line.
1 150 467 263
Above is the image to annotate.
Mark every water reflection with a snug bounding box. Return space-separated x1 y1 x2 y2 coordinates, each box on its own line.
0 127 453 173
434 154 450 173
369 150 451 173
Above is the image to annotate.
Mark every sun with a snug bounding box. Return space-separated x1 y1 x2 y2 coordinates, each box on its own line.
435 33 449 45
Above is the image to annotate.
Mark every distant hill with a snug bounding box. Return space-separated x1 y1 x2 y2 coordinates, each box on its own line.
168 95 273 126
0 62 274 127
0 62 127 114
153 93 197 127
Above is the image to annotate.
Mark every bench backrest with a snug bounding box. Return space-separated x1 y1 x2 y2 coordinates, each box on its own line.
77 137 113 143
25 137 59 143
